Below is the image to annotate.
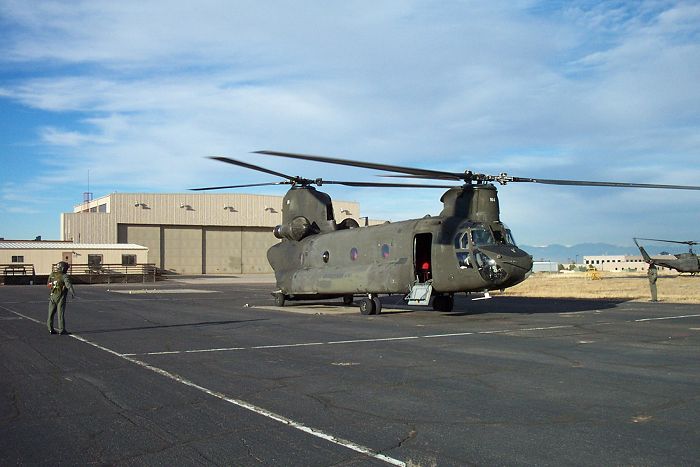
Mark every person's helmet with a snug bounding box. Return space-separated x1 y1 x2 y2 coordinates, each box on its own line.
56 261 70 273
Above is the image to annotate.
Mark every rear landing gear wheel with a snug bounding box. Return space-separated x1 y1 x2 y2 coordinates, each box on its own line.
432 295 454 312
359 297 375 315
273 292 286 307
342 295 354 306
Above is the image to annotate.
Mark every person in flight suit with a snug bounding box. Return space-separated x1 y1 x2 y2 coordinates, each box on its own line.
647 263 658 302
47 261 76 335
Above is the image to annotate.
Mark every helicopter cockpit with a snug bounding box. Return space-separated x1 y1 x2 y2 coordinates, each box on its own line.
454 223 517 282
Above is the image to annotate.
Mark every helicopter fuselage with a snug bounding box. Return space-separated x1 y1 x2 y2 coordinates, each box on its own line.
267 215 533 298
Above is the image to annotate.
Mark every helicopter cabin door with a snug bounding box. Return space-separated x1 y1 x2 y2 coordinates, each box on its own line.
414 233 432 283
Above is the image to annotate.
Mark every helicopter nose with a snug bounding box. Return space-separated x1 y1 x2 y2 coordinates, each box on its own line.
481 246 533 286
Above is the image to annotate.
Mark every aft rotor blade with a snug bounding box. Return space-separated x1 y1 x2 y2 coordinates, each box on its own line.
511 177 700 190
210 156 297 181
634 237 699 245
190 182 289 191
254 150 464 180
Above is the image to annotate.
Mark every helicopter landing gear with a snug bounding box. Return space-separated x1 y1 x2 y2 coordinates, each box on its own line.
372 296 382 315
359 295 382 315
342 295 354 306
273 292 286 307
432 294 454 312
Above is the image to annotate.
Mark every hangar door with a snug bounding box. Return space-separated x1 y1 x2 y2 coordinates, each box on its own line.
163 227 202 274
204 228 242 274
119 224 276 274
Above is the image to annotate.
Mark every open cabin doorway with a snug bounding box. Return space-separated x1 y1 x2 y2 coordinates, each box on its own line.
414 233 432 283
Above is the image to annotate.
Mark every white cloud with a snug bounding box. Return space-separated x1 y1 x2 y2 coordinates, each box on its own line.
0 1 699 243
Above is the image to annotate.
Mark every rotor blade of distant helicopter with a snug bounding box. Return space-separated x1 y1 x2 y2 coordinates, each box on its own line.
634 237 699 245
210 156 298 181
254 150 464 180
190 182 289 191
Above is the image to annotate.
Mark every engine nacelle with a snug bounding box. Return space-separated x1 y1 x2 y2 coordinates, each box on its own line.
273 216 313 241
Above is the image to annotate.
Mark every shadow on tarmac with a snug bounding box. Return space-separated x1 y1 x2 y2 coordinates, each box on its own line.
79 318 269 334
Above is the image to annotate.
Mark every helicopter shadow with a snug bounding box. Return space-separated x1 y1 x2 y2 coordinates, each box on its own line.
445 295 627 316
377 295 626 316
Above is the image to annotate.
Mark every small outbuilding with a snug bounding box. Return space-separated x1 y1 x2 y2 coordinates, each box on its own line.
0 240 148 276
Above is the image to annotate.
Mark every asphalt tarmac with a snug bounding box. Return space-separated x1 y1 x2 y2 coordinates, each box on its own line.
1 279 699 466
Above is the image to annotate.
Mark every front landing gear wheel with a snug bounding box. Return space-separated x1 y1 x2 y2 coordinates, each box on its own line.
359 297 375 315
273 292 286 307
372 296 382 315
432 295 454 312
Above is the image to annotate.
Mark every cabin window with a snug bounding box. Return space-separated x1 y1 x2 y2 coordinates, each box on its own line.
381 244 390 259
350 247 359 261
322 251 330 263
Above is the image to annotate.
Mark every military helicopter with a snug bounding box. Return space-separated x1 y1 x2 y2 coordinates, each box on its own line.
633 237 700 274
193 151 700 314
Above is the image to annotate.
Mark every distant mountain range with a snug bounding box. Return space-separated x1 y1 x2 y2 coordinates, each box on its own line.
520 243 674 263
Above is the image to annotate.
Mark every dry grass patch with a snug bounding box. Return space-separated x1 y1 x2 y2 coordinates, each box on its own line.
496 272 700 304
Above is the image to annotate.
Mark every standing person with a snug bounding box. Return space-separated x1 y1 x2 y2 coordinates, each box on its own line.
47 261 75 335
647 263 658 302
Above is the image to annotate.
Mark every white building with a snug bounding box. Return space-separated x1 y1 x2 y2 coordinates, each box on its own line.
0 241 147 275
583 255 676 272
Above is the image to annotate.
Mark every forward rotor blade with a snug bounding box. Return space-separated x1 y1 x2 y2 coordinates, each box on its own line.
190 182 289 191
210 156 297 181
254 150 464 180
511 177 700 190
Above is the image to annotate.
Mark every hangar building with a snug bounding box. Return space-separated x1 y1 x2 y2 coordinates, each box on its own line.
61 192 361 275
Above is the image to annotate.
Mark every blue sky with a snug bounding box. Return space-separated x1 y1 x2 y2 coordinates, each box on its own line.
1 0 699 246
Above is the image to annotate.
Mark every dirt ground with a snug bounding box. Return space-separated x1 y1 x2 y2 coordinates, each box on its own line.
495 271 700 304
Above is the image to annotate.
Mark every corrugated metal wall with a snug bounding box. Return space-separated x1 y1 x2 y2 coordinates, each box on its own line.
62 192 360 275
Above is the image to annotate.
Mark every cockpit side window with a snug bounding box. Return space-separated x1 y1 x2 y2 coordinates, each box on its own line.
505 229 517 246
454 231 469 250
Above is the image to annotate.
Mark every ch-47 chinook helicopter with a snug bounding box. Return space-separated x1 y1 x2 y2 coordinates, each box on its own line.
633 237 700 274
192 151 700 314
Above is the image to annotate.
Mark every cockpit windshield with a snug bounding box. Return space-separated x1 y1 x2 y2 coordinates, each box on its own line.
471 228 495 246
454 226 516 249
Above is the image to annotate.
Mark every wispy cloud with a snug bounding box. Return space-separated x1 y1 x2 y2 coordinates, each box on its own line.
0 0 699 243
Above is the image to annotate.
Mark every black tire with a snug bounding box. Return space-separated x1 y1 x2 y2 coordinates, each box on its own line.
273 292 286 307
342 295 354 306
372 296 382 315
359 297 375 315
433 295 454 312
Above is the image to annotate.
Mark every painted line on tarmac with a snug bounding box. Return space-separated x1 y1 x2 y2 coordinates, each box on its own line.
634 313 700 322
125 325 575 356
1 305 406 467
